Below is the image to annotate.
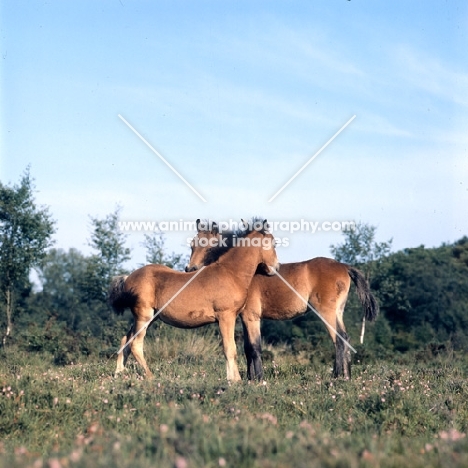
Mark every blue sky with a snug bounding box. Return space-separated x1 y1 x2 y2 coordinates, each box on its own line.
1 1 467 266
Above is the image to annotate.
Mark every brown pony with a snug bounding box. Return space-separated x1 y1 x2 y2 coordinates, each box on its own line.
185 221 379 380
108 219 279 381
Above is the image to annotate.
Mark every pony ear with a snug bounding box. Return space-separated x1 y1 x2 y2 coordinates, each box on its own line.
263 219 269 232
240 219 247 230
212 222 219 235
196 219 201 232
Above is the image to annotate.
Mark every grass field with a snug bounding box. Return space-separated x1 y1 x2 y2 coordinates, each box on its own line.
1 327 467 468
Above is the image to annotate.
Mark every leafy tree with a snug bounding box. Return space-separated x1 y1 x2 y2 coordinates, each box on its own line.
373 243 468 351
81 207 131 303
453 236 468 267
0 168 55 345
36 248 89 329
142 231 188 271
330 222 392 280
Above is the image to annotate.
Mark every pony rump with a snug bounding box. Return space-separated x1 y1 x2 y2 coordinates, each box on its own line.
108 275 135 315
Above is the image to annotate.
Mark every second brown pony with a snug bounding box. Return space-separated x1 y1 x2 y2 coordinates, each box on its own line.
186 221 379 380
109 220 279 380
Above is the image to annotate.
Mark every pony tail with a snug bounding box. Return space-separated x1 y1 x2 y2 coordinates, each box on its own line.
108 275 130 315
347 267 379 321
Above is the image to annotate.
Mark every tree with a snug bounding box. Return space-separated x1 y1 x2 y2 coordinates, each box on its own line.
0 168 55 345
81 207 131 303
37 248 89 329
330 222 392 281
453 236 468 267
372 243 468 351
142 231 188 271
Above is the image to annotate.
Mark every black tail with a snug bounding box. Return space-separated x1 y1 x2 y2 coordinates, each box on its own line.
347 267 379 321
108 275 131 315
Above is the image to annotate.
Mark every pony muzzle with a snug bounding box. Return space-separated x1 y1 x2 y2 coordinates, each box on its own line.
266 262 280 276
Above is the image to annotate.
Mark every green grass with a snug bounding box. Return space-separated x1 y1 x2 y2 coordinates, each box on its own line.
1 328 467 467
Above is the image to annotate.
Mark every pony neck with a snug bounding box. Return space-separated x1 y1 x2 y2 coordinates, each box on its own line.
217 231 263 281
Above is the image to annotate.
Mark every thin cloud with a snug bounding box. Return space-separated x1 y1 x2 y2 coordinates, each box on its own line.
392 45 468 107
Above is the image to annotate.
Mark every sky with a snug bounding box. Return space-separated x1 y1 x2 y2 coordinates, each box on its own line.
1 0 467 267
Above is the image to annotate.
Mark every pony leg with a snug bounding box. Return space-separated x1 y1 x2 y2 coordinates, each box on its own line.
241 316 263 381
218 314 241 382
129 317 153 378
315 303 351 379
115 326 134 376
333 301 351 379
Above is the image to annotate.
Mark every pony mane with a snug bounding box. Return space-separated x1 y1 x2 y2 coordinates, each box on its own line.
202 217 269 265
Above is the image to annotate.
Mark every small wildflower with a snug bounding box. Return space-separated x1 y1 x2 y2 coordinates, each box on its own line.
439 429 466 441
175 456 187 468
47 459 62 468
361 450 374 461
259 413 277 425
69 450 82 462
14 446 28 455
